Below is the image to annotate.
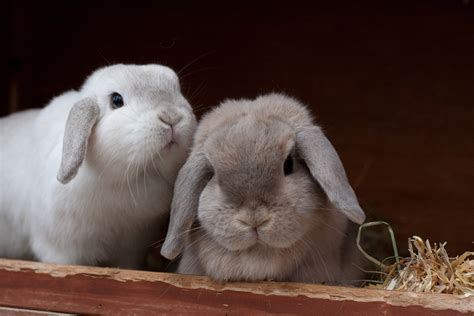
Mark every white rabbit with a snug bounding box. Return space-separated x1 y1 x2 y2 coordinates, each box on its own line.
161 93 366 284
0 64 197 268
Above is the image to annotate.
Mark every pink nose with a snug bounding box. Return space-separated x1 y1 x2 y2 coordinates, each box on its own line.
158 113 182 126
237 217 271 229
158 115 172 126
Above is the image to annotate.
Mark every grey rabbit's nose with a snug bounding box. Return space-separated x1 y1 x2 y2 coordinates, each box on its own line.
238 217 271 229
158 113 182 126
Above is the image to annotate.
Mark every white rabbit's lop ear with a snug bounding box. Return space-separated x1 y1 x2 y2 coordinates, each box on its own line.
57 97 100 184
161 152 212 260
296 126 366 224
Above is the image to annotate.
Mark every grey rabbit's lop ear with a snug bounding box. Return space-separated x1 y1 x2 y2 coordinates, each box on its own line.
161 152 213 260
57 97 100 184
296 126 366 224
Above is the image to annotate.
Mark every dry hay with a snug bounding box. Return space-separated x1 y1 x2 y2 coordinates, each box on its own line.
359 222 473 297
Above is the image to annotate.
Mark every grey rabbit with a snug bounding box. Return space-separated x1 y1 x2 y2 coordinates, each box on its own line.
160 93 366 284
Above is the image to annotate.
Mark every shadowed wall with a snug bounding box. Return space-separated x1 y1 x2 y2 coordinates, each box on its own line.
3 1 474 255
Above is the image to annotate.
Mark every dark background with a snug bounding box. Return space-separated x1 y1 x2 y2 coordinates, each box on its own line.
3 1 474 255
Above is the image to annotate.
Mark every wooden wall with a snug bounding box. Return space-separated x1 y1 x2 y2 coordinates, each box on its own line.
3 1 473 255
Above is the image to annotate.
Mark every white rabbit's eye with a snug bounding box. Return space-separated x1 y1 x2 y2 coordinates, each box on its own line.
284 154 293 176
111 92 124 109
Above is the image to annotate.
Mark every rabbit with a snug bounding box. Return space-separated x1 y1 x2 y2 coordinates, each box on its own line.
160 93 367 284
0 64 197 269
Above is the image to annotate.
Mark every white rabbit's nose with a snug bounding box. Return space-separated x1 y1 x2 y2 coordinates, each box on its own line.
158 113 182 126
158 115 171 126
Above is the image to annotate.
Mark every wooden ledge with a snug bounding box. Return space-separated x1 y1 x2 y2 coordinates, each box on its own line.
0 259 472 315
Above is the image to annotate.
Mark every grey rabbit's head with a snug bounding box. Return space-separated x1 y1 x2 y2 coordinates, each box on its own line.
161 93 365 281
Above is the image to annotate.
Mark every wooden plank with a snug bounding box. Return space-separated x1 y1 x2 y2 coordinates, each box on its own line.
0 259 471 315
0 306 74 315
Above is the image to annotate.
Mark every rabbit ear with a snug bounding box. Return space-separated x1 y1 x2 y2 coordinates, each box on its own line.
296 126 366 224
161 152 212 260
57 97 100 184
161 151 212 260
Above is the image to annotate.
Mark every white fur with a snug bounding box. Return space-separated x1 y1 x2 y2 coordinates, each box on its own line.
0 64 196 268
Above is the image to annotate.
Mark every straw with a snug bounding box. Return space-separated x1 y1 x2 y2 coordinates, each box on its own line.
358 222 474 297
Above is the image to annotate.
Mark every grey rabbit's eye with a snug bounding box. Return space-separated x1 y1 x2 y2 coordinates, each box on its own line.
111 92 124 109
283 154 293 176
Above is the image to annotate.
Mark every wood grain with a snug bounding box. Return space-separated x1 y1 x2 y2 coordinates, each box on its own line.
0 306 73 315
0 259 472 315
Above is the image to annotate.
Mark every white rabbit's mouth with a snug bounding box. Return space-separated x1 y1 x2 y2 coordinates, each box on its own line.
162 137 178 151
163 141 176 150
160 124 185 152
138 126 178 155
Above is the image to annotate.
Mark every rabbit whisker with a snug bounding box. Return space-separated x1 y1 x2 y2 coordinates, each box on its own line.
125 158 138 207
180 67 218 82
149 226 203 248
187 81 206 103
135 156 141 200
306 214 348 237
177 50 215 77
190 104 210 111
142 146 149 196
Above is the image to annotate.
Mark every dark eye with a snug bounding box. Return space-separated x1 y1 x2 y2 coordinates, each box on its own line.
283 154 293 176
111 92 124 109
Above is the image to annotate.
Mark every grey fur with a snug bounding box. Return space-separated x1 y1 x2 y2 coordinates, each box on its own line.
57 97 99 184
161 152 213 259
161 93 366 284
296 126 365 224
